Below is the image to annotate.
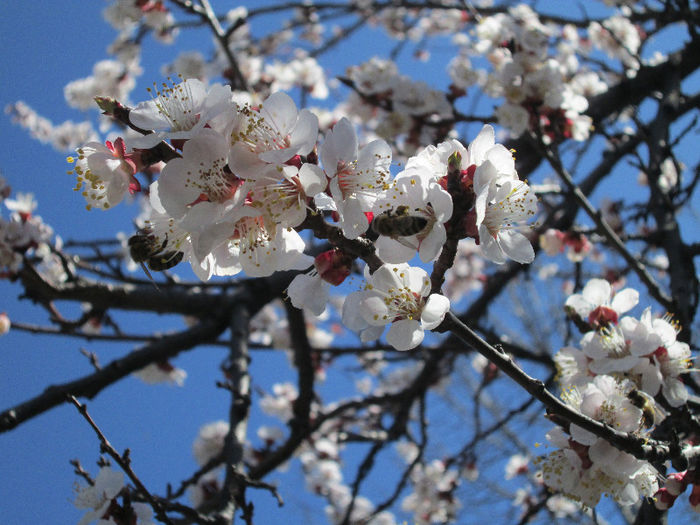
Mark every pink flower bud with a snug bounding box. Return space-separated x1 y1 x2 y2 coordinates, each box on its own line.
0 313 10 335
314 250 351 286
653 488 676 510
666 471 688 496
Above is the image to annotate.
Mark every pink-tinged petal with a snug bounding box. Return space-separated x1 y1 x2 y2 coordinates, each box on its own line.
564 295 593 317
191 253 215 281
418 226 446 263
468 124 495 165
95 467 125 499
129 99 169 131
342 292 370 332
421 294 450 330
387 319 424 350
148 181 166 214
404 266 430 295
340 197 370 239
289 109 319 156
569 424 597 446
105 173 129 207
228 142 268 180
357 139 392 173
129 131 168 149
478 225 507 264
371 263 406 289
663 378 688 407
158 158 198 218
361 295 391 326
192 220 235 260
637 360 662 396
499 230 535 264
588 439 620 467
580 390 605 418
651 318 677 343
473 160 498 197
298 163 327 196
582 279 612 306
426 184 453 222
260 92 298 137
360 324 385 343
321 117 357 174
611 288 639 314
375 236 416 264
288 274 328 316
484 144 516 177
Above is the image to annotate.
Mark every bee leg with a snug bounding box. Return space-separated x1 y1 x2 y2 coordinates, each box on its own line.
139 262 161 291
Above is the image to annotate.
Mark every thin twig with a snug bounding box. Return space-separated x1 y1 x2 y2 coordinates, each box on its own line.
68 396 175 525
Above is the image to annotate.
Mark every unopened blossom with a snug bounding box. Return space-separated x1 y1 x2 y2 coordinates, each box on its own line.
287 249 352 316
68 138 141 211
0 313 10 335
134 361 187 386
228 91 318 180
320 117 392 239
129 78 234 148
540 228 565 255
565 278 639 327
504 454 529 479
343 264 450 351
193 420 229 466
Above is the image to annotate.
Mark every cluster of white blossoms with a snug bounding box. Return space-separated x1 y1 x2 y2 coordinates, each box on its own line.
69 78 538 350
539 278 695 508
5 101 99 152
396 442 461 525
74 466 154 525
461 5 597 142
0 185 55 277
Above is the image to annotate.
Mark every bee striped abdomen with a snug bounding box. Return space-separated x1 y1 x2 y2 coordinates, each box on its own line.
371 206 428 238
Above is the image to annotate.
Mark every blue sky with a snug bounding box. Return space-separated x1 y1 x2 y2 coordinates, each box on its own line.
1 2 699 525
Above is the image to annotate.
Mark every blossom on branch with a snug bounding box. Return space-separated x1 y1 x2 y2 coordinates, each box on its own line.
343 264 450 351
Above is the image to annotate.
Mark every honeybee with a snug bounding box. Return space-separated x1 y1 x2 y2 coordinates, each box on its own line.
371 205 428 238
627 389 667 430
146 250 184 271
128 229 166 264
127 229 183 284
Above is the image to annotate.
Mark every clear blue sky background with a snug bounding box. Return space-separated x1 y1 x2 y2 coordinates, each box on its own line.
1 2 698 525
